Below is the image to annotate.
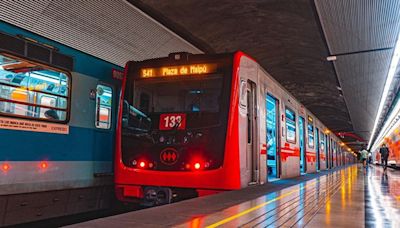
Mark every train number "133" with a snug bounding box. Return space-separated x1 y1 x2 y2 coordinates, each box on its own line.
159 113 187 130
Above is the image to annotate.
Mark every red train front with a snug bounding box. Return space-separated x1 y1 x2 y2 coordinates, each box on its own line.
115 52 242 205
115 51 349 206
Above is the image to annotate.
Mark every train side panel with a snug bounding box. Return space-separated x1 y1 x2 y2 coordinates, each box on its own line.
237 54 267 186
315 120 327 170
304 111 317 174
0 22 121 226
259 69 300 178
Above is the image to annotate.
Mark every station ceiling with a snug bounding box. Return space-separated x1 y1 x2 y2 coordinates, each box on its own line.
0 1 201 67
134 0 400 150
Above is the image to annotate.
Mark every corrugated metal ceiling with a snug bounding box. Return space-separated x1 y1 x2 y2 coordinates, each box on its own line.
0 0 202 67
314 0 400 144
138 0 354 137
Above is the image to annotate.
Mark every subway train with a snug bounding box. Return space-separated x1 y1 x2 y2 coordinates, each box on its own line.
0 22 122 226
115 51 355 205
0 22 355 224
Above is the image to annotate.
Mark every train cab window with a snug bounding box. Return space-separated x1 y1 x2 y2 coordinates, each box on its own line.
95 84 113 129
285 108 296 143
239 80 247 108
139 92 150 114
307 116 314 148
134 75 222 114
0 54 69 122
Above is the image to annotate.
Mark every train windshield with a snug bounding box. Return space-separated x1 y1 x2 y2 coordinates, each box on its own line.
134 75 222 114
121 57 232 171
124 74 224 132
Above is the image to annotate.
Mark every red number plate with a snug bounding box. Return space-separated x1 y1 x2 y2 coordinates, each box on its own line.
159 113 187 130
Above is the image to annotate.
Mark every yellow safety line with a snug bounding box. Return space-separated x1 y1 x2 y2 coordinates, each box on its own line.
206 181 317 228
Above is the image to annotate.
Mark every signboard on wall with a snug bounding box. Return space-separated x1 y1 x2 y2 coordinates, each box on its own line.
0 117 69 134
112 69 124 80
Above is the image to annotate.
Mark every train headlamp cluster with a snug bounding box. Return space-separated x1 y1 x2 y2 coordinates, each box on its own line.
131 160 155 170
130 157 211 171
184 160 210 171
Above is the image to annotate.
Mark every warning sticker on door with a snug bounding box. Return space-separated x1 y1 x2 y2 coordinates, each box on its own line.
0 117 69 134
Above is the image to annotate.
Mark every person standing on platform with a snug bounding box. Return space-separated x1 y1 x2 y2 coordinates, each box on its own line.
368 151 372 164
360 148 369 169
379 144 390 172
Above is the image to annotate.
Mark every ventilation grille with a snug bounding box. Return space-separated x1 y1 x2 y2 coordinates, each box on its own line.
0 32 73 71
0 0 201 67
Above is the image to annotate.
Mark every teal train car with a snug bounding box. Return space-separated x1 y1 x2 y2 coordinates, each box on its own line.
0 21 122 226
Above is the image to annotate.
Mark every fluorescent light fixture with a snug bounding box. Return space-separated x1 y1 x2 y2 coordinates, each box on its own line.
327 56 337 61
371 98 400 151
368 32 400 150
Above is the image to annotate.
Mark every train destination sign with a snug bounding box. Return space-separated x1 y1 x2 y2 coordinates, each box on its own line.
140 64 218 78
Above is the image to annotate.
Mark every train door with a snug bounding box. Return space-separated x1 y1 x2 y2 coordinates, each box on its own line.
325 134 329 169
93 83 115 174
316 128 320 171
336 143 339 167
266 94 279 181
247 81 258 183
299 117 306 174
330 139 334 168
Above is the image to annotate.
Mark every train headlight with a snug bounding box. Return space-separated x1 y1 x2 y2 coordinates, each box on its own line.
194 163 201 170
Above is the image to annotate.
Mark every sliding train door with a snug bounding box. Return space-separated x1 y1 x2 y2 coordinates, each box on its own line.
299 117 306 174
316 128 320 171
325 134 329 169
266 94 280 181
246 80 258 183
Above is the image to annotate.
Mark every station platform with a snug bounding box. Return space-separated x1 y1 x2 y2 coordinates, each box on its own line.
69 165 400 227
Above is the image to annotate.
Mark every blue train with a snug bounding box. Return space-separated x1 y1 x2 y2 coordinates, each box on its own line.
0 21 122 226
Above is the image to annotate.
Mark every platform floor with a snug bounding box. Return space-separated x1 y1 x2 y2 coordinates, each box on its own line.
69 165 400 228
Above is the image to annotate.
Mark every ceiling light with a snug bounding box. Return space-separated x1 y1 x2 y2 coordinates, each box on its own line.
368 32 400 150
327 56 337 61
371 99 400 151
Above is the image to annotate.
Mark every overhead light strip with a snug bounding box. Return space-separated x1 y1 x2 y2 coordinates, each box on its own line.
371 98 400 151
368 33 400 150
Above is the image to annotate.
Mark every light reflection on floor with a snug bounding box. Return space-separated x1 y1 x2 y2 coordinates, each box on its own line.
365 166 400 228
180 165 366 228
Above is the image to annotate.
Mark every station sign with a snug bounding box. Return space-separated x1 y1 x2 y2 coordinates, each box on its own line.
140 64 218 78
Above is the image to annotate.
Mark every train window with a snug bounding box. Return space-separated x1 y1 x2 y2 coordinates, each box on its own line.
0 53 69 122
95 84 113 129
307 122 314 148
239 80 247 108
285 107 296 143
247 89 252 143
